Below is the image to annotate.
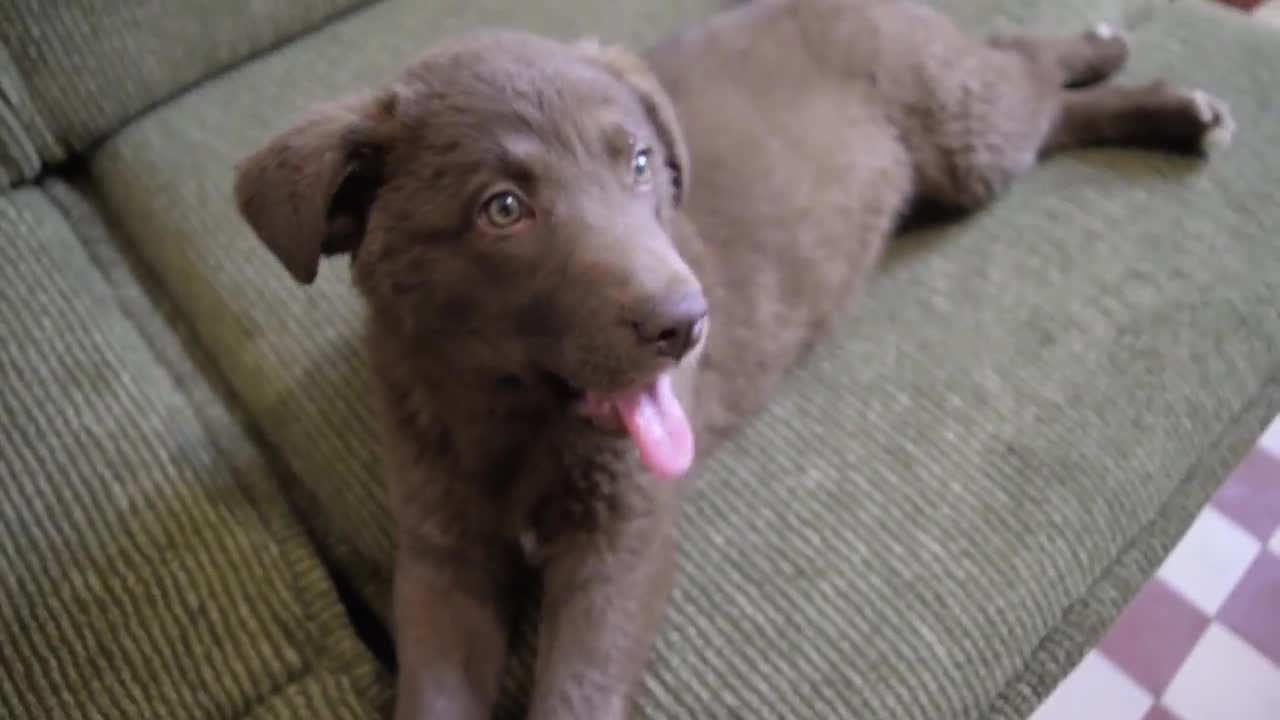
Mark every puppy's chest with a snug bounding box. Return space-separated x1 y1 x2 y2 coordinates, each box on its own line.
511 442 657 564
391 395 658 564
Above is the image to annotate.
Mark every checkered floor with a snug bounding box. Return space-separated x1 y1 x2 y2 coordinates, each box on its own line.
1030 8 1280 716
1029 418 1280 720
1261 1 1280 25
1225 0 1280 26
1005 3 1280 718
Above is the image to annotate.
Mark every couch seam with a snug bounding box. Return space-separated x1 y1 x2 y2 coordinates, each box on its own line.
3 0 384 166
0 38 64 187
37 176 392 717
231 670 381 720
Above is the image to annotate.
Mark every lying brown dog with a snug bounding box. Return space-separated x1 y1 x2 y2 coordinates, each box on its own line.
234 0 1233 717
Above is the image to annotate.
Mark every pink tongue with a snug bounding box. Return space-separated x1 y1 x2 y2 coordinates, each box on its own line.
614 373 694 480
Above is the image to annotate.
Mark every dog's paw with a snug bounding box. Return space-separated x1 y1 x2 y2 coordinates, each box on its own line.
1086 22 1130 52
1074 22 1130 86
1185 89 1236 151
1089 22 1119 41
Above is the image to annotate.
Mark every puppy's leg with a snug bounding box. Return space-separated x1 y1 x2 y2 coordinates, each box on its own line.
527 519 675 720
898 26 1124 214
910 23 1231 214
1042 82 1235 156
392 546 512 720
989 23 1130 88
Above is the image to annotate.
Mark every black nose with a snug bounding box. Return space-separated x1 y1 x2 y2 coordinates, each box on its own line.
631 290 709 360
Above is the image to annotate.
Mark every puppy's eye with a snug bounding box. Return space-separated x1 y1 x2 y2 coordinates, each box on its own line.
632 148 653 184
480 191 528 230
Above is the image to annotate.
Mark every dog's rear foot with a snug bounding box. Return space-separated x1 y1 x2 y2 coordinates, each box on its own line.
1143 83 1236 153
1183 88 1236 152
1065 23 1131 87
1044 81 1236 156
989 23 1130 88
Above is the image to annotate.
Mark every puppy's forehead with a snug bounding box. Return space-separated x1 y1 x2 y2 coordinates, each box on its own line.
403 36 643 132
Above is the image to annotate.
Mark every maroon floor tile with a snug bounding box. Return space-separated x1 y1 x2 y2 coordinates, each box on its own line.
1214 0 1266 11
1097 580 1212 694
1211 448 1280 541
1218 550 1280 664
1143 704 1182 720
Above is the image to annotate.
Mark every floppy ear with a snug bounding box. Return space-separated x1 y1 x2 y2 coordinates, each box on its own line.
233 91 397 284
577 39 691 206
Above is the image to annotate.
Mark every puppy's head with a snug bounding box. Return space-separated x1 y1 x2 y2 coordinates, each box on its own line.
235 32 704 479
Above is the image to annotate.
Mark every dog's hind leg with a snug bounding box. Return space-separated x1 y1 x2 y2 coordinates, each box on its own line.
989 23 1131 88
910 22 1232 215
898 22 1138 214
1041 81 1235 156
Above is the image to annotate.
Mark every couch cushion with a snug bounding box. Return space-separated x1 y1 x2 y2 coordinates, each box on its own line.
86 0 1280 717
0 0 377 186
643 4 1280 718
992 0 1188 33
0 184 389 718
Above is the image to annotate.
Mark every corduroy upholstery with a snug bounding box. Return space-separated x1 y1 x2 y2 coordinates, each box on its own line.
1 0 1278 717
0 0 376 187
0 185 390 719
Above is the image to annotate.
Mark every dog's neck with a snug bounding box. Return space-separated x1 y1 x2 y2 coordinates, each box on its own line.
366 319 570 484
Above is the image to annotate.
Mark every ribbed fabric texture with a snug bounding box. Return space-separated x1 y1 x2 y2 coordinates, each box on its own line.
0 186 389 718
243 675 383 720
60 0 1280 717
0 0 376 187
0 40 62 187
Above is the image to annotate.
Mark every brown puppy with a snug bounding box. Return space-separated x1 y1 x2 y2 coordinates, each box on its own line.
233 1 1233 717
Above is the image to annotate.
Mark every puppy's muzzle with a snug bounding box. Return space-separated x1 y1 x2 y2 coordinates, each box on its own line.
628 289 708 361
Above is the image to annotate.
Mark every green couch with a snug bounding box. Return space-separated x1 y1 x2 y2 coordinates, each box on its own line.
1 0 1277 717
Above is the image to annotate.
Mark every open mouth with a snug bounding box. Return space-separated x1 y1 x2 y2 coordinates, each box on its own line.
543 370 695 481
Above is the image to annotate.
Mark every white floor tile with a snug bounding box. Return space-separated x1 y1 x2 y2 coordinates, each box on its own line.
1029 651 1153 720
1156 506 1261 615
1163 623 1280 720
1257 1 1280 29
1260 414 1280 459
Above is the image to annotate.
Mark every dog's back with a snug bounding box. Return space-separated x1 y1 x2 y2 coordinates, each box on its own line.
649 0 1022 446
649 0 1226 449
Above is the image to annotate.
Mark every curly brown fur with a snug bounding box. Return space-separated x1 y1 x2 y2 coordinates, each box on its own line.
233 1 1232 717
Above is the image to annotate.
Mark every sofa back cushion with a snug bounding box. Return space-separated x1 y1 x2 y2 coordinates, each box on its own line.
0 0 375 187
